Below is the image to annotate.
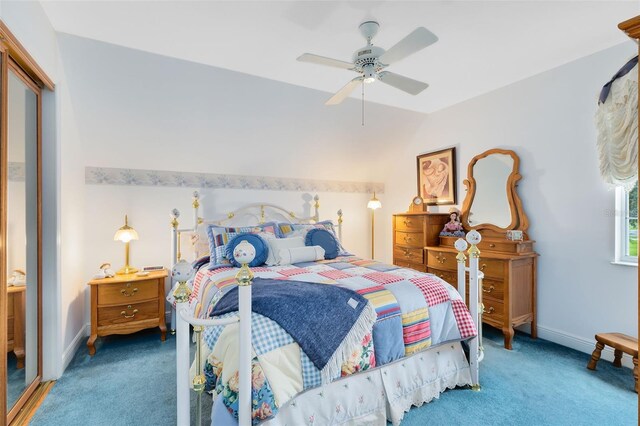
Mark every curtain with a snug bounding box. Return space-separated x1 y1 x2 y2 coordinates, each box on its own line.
595 58 638 189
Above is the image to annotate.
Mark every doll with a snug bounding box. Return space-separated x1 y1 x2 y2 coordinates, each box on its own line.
440 210 465 237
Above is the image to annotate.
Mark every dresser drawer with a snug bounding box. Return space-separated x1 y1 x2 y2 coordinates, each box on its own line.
97 300 159 326
478 258 505 279
394 260 427 272
426 250 457 271
97 279 158 305
394 246 424 264
427 268 457 288
395 230 424 248
394 216 423 232
482 297 504 322
479 278 504 300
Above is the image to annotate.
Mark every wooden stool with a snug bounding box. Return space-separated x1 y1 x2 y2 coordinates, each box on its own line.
587 333 638 392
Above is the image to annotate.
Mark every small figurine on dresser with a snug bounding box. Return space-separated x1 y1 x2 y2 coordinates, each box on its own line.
439 209 465 237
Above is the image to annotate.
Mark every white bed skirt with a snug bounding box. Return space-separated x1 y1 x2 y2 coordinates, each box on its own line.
212 341 471 426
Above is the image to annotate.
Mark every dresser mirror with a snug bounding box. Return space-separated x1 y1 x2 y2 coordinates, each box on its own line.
461 148 529 237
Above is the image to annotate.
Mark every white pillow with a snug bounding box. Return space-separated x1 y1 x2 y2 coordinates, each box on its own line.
278 246 325 265
265 236 305 266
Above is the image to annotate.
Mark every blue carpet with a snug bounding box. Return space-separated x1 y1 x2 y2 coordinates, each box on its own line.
31 326 637 425
7 352 25 410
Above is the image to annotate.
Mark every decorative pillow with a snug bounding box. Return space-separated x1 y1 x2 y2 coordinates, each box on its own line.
191 255 210 271
282 220 349 256
206 222 280 267
225 234 269 268
278 246 325 265
305 228 339 259
265 237 306 266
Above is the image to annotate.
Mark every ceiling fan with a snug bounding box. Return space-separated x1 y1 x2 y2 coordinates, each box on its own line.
297 21 438 105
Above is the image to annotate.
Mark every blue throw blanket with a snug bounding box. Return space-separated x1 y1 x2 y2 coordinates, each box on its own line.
211 277 376 381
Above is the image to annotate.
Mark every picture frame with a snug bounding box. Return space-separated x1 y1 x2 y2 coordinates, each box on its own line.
417 147 457 206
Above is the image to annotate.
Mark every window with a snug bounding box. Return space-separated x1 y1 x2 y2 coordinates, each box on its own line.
615 182 638 264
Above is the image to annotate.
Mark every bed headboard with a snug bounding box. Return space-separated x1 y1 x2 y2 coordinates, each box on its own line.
169 192 343 265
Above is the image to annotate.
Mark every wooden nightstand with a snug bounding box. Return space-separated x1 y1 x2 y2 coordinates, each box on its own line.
86 269 168 355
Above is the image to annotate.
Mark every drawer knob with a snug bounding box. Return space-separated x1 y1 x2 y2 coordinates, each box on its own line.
403 236 414 243
482 285 495 294
403 219 412 226
121 287 139 297
485 306 495 314
489 243 496 248
480 263 487 271
435 254 446 264
121 306 139 319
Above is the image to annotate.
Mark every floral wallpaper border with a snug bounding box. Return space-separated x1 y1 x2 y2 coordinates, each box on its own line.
85 166 384 194
8 162 24 182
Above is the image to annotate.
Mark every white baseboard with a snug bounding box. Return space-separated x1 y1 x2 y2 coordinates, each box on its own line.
533 324 634 369
62 323 90 372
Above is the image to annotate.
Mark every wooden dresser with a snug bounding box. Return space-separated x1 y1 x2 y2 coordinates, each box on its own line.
87 269 168 355
427 236 537 349
392 213 449 272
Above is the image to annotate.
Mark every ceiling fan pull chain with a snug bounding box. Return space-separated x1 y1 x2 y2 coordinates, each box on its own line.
362 81 365 126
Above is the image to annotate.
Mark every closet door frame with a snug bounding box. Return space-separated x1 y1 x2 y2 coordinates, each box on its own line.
0 20 53 423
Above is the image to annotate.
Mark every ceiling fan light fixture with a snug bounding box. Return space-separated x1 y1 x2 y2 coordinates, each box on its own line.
362 64 377 84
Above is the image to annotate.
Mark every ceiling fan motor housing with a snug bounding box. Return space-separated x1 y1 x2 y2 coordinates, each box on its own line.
353 45 385 77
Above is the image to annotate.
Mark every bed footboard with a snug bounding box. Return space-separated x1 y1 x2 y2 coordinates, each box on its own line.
174 243 254 426
455 231 484 390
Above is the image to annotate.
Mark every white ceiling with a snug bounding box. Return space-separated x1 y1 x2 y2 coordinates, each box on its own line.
41 1 638 113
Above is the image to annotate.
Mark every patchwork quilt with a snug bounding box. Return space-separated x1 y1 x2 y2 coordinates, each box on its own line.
170 256 476 425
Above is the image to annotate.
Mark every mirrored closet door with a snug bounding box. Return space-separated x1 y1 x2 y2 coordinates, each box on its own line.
2 48 43 422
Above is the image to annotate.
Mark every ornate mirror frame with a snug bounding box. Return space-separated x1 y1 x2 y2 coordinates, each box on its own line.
460 148 529 237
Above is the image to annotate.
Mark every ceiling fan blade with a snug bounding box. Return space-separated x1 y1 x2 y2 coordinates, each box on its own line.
325 77 364 105
378 27 438 65
378 72 429 95
297 53 355 70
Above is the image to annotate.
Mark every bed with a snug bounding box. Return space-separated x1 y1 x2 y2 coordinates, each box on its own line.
169 193 484 426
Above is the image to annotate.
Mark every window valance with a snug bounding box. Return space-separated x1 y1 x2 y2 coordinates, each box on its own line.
596 56 638 190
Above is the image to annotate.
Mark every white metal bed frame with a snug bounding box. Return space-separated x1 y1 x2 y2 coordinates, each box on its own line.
169 192 483 426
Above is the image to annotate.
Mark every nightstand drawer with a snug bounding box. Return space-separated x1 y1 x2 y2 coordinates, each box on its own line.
97 300 159 326
395 231 423 248
394 246 424 264
97 279 158 305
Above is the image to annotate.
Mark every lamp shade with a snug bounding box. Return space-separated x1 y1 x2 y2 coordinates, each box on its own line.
367 193 382 210
114 215 139 243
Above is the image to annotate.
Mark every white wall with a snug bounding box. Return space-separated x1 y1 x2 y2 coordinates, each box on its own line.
380 41 638 358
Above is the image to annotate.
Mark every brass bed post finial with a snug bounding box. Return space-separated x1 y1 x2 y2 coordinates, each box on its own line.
192 190 200 209
170 208 180 230
314 195 320 222
234 240 255 287
172 261 192 305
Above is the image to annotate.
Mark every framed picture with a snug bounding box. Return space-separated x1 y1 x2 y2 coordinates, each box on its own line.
416 147 456 205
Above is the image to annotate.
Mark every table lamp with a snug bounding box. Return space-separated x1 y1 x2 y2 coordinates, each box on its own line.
114 215 139 275
367 192 382 259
